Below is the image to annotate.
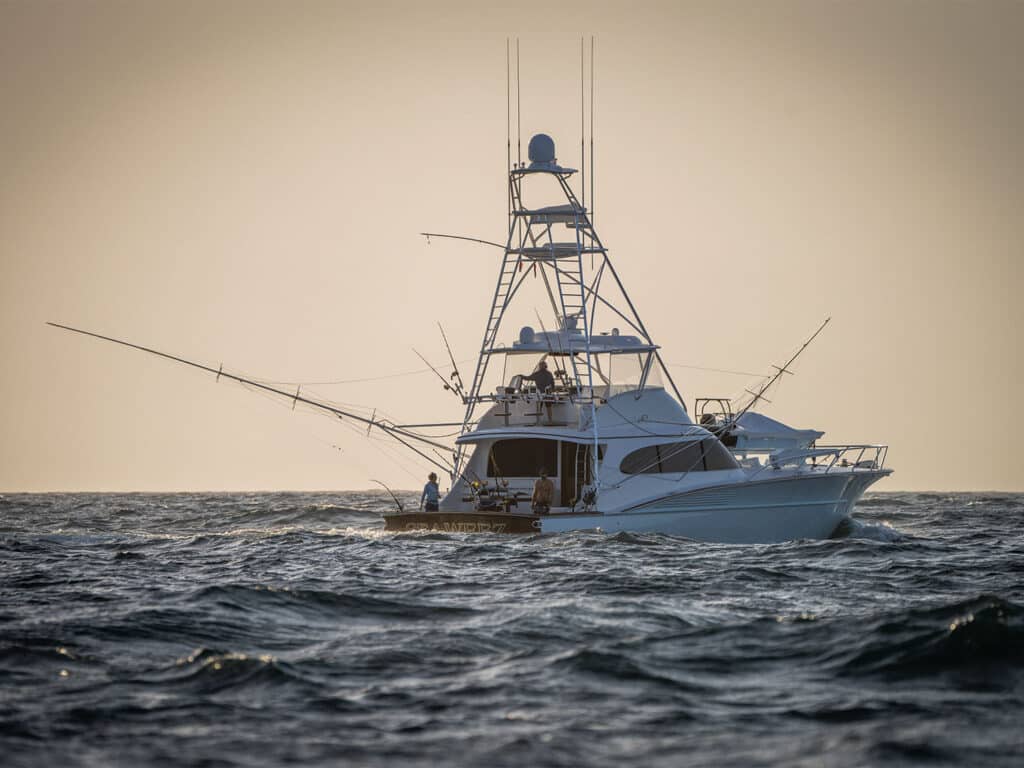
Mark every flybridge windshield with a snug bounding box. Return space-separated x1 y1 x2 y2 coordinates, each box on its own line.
497 351 662 393
604 353 663 390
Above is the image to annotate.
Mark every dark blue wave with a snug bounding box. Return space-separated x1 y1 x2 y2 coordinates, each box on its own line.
832 595 1024 677
1 491 1023 767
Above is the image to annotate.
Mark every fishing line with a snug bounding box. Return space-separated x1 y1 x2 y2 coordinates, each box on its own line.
274 358 475 387
667 363 767 378
336 420 419 488
361 434 428 484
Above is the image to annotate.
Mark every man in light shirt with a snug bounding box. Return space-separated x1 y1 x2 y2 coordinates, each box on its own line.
420 472 440 512
532 468 554 515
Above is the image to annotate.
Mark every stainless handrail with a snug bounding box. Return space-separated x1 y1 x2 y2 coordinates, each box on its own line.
744 444 888 478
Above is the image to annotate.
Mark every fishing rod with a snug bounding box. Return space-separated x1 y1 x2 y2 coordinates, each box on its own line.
437 323 465 398
454 462 511 511
718 317 832 434
370 479 404 513
411 347 461 401
47 322 454 473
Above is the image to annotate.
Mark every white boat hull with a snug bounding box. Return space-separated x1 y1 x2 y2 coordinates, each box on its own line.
539 470 890 543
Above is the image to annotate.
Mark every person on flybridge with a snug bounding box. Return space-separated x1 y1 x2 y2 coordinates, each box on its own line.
532 469 555 515
522 360 556 424
420 472 440 512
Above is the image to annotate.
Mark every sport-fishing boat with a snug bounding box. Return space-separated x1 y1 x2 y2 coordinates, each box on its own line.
381 133 891 541
47 129 891 544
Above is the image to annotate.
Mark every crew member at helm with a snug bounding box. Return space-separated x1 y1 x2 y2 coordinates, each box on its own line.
522 360 556 424
522 359 555 393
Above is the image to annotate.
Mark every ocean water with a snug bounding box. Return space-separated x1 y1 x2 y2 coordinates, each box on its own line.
1 492 1022 767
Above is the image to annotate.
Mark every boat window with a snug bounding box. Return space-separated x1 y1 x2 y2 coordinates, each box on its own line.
488 439 559 477
701 439 740 470
606 352 650 388
619 439 739 474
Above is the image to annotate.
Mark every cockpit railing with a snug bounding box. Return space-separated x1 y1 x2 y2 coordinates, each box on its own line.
746 444 889 477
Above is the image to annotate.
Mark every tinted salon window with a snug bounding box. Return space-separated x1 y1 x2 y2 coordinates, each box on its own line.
488 439 559 477
620 440 738 474
701 439 739 470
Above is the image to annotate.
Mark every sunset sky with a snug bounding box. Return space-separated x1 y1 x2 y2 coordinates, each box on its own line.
2 0 1021 492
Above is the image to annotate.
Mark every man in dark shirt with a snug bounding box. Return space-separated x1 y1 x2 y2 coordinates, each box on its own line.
522 360 556 424
522 360 555 393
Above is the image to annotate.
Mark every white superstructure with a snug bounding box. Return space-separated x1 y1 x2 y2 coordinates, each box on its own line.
385 133 890 541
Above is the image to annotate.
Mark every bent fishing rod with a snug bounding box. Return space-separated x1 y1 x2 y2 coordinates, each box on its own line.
370 479 405 513
46 322 454 475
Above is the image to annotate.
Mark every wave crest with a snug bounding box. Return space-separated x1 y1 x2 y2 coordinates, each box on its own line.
835 595 1024 677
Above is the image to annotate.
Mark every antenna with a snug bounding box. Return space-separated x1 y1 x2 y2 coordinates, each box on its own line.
590 36 595 226
580 36 585 210
506 38 511 175
516 37 522 167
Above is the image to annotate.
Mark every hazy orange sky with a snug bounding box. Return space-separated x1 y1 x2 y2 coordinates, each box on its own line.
2 0 1021 492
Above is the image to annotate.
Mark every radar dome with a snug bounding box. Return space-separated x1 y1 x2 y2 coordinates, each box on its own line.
519 326 536 345
527 134 556 167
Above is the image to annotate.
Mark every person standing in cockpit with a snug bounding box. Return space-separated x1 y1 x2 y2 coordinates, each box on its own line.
420 472 440 512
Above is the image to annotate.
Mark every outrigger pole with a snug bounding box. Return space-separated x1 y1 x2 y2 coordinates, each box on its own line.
420 232 505 250
46 322 454 475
